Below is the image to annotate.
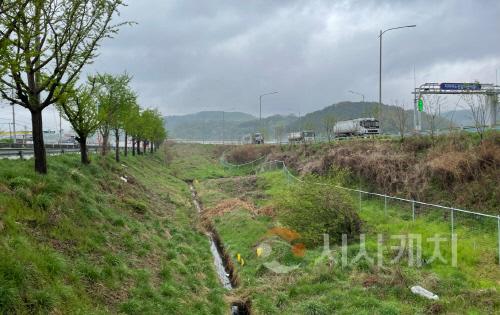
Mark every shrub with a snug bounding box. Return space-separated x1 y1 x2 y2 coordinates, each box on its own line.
300 300 329 315
401 135 433 152
276 172 361 246
8 177 33 190
124 198 148 214
33 193 54 211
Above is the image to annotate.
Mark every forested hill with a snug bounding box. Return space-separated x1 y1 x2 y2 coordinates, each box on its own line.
164 102 452 140
164 111 297 140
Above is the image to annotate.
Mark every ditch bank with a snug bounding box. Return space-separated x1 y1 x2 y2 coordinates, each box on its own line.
188 183 251 315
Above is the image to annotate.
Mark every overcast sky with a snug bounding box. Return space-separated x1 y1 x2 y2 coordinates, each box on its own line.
1 0 499 132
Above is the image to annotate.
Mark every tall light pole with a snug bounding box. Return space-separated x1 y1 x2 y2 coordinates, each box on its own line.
379 24 416 130
349 90 365 102
222 107 235 145
10 88 16 146
11 105 16 146
259 91 278 123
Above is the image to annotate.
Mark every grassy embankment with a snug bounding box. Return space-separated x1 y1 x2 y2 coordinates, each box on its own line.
166 142 258 181
192 141 500 314
0 149 227 314
230 132 500 215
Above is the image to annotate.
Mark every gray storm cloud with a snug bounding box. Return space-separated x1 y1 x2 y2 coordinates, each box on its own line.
2 0 499 130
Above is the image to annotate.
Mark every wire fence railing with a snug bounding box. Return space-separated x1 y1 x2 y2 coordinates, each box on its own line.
221 157 500 266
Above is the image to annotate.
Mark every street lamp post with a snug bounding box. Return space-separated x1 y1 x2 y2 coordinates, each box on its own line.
222 107 236 145
378 24 416 130
349 90 365 102
11 105 16 146
259 91 278 123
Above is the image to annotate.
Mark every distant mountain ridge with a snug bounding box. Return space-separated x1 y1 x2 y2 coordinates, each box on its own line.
441 109 474 126
165 111 297 140
165 102 455 140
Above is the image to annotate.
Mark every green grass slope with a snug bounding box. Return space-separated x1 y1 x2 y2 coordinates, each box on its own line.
196 169 500 314
0 152 226 314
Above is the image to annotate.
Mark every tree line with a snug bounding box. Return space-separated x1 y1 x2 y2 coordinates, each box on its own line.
0 0 166 173
58 73 166 164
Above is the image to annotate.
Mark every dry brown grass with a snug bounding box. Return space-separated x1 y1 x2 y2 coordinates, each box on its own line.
226 145 273 163
315 142 416 194
423 141 500 186
202 196 276 218
231 135 499 213
203 198 256 218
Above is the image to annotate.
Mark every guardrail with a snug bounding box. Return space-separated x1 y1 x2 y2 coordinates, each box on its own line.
221 157 500 265
170 139 242 145
0 148 82 159
0 143 101 149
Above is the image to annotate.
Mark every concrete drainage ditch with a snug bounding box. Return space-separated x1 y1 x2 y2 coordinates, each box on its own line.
188 183 251 315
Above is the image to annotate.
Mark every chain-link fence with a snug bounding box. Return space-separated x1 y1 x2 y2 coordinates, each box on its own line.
221 157 500 266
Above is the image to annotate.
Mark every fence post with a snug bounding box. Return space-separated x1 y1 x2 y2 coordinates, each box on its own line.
384 195 387 216
497 215 500 265
358 190 362 211
451 208 455 236
412 201 415 222
18 150 23 160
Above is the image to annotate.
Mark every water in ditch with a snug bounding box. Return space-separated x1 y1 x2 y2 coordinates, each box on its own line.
188 184 248 314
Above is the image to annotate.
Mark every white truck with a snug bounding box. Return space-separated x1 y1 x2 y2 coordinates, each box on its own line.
242 132 264 144
334 118 379 137
288 130 316 144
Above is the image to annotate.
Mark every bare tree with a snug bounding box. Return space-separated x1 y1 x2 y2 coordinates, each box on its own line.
393 102 409 142
0 0 128 173
423 95 445 141
322 114 336 142
274 124 284 144
463 94 490 142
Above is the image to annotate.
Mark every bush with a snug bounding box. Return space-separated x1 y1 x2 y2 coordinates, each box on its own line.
300 300 329 315
276 172 361 246
8 177 33 190
124 198 148 214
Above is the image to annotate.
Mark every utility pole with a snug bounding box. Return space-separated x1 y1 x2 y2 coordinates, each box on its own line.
58 111 62 146
23 125 27 147
413 65 418 132
10 88 16 146
11 105 16 145
222 107 235 145
379 29 382 123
